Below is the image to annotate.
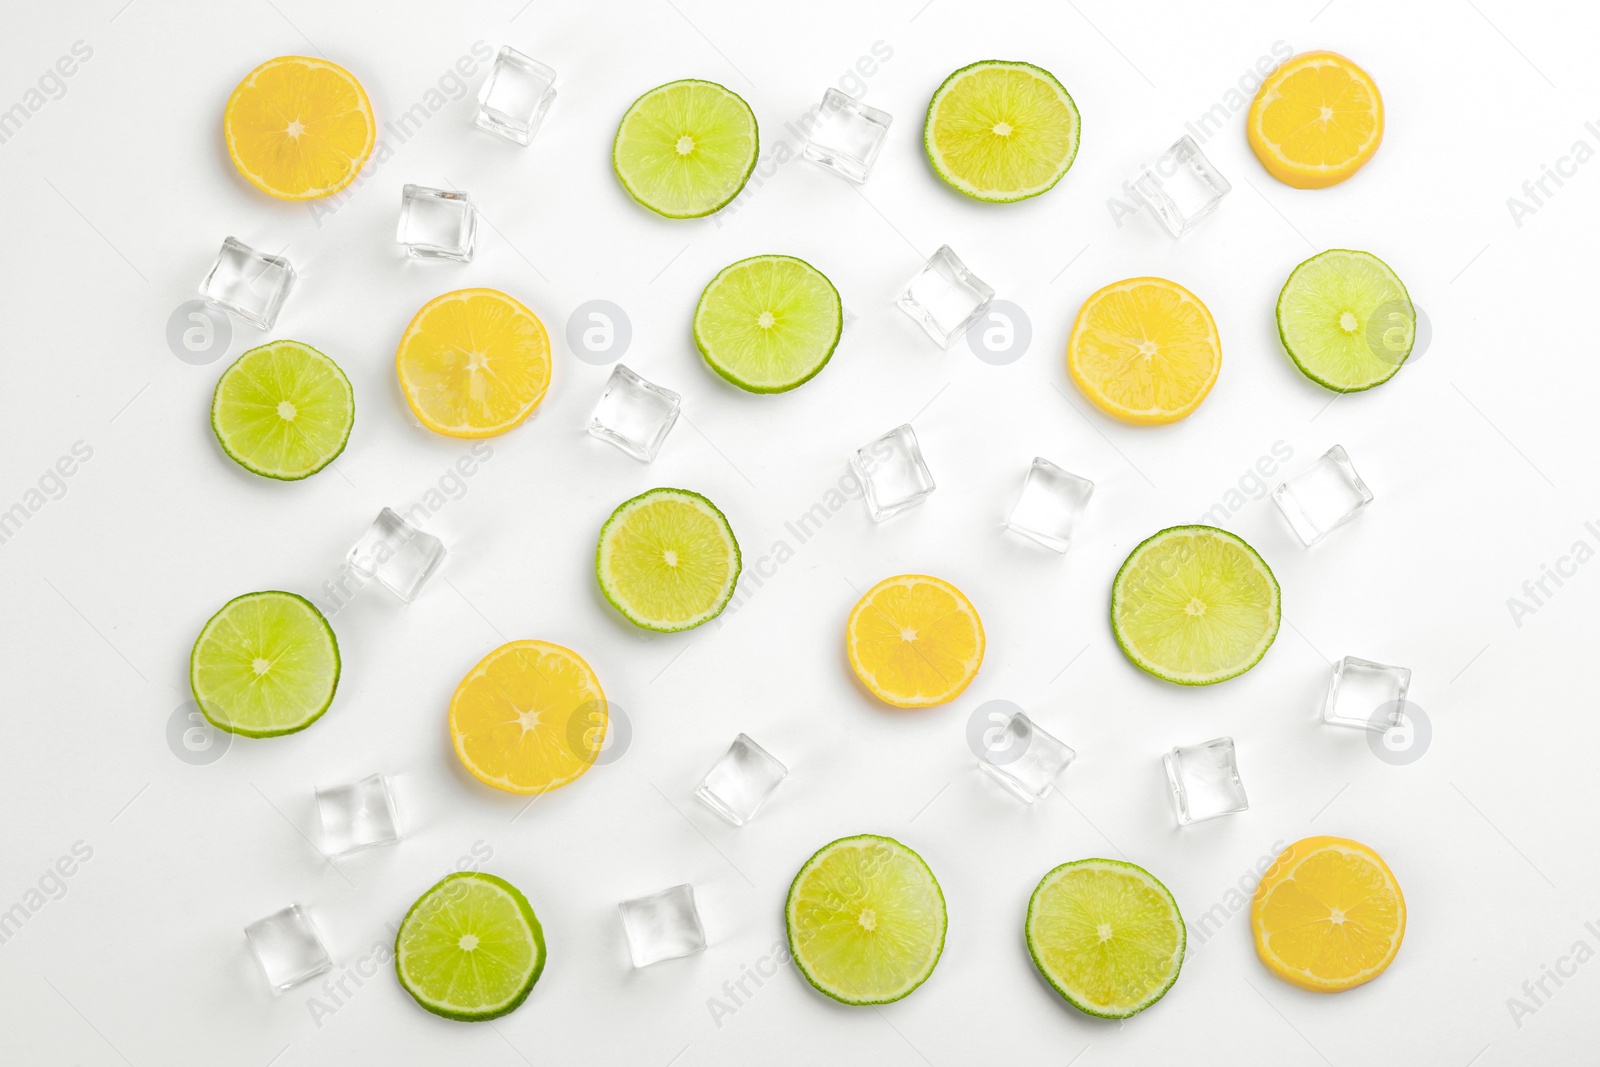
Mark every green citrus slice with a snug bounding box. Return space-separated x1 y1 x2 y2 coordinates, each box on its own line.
211 340 353 480
1111 525 1280 685
189 591 339 737
596 488 740 632
1276 249 1414 392
1026 858 1186 1019
693 255 842 392
612 79 758 218
786 834 947 1005
394 872 546 1022
924 60 1081 202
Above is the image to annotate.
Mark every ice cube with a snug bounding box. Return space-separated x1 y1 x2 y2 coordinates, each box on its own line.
694 734 788 826
617 884 706 967
1163 737 1249 824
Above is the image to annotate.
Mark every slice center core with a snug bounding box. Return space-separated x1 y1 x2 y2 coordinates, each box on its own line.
757 311 775 329
1338 311 1359 332
458 933 479 951
857 908 877 931
675 135 695 156
991 121 1013 137
251 657 271 676
276 400 297 421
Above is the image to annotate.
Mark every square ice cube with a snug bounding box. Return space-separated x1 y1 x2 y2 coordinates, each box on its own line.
397 185 477 262
694 734 788 826
1007 457 1094 552
199 237 294 330
897 245 995 349
348 508 446 602
588 364 681 462
1132 135 1231 238
851 424 935 521
244 904 331 993
617 884 706 967
1273 445 1374 546
978 712 1076 803
1323 656 1409 731
475 46 556 145
315 774 400 856
803 88 892 183
1163 737 1249 825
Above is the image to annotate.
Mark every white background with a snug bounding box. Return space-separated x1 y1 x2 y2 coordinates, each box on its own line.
2 0 1598 1063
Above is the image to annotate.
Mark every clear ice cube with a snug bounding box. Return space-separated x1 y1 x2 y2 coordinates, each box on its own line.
1131 135 1231 238
199 237 295 330
244 903 331 993
587 364 681 462
1323 656 1409 731
694 734 787 826
1272 445 1374 546
347 507 446 602
978 711 1075 803
397 185 477 262
1006 457 1094 552
315 774 400 856
897 245 995 349
475 46 556 145
1163 737 1249 825
803 88 892 184
617 884 706 967
850 424 935 521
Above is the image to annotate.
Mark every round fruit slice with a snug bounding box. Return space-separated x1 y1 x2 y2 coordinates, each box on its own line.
1111 526 1280 685
786 835 947 1005
1277 249 1414 392
596 489 740 632
395 872 546 1021
846 575 984 708
693 256 842 393
1252 836 1405 992
449 640 607 795
1249 51 1383 189
924 60 1081 202
224 56 375 200
1026 858 1185 1019
613 80 758 218
396 289 552 438
1068 277 1221 425
189 591 339 737
211 341 354 480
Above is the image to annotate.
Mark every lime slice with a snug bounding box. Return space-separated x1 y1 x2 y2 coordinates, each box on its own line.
786 834 946 1005
693 256 842 393
1026 858 1185 1019
211 340 354 480
1111 525 1280 685
1276 249 1414 392
612 80 758 218
596 488 740 632
189 591 339 737
395 872 546 1021
924 60 1081 202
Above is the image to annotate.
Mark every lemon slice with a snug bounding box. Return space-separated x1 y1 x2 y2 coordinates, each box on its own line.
1068 277 1221 425
224 56 375 200
924 60 1081 202
396 288 552 438
1248 51 1383 189
846 575 984 708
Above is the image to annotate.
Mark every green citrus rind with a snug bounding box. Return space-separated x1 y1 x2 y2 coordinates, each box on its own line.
1276 249 1415 393
923 60 1081 203
188 590 340 737
693 255 843 393
612 79 759 219
394 872 546 1022
210 340 354 480
596 488 741 632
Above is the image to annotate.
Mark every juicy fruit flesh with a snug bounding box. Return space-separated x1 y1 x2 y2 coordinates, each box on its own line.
926 62 1079 200
598 491 739 630
695 256 842 391
1069 279 1220 424
225 57 375 199
396 873 543 1018
847 576 984 707
1250 52 1382 187
1027 860 1184 1017
450 641 606 795
1113 528 1279 684
614 81 757 217
1254 837 1405 991
397 289 551 437
1279 250 1413 390
787 836 946 1004
191 592 338 735
213 342 352 478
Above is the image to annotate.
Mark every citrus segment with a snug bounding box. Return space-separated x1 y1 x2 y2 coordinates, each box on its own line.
846 575 984 708
693 255 842 392
396 288 552 438
596 488 740 632
612 80 758 218
1248 51 1383 189
211 340 354 480
924 60 1080 202
1067 277 1221 425
1277 249 1414 392
189 591 340 737
224 56 376 200
395 872 546 1021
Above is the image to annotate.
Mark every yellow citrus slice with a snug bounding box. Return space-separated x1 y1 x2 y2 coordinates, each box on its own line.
1067 277 1221 425
449 640 607 796
1252 836 1406 992
223 56 375 200
846 575 984 708
1248 51 1383 189
397 288 552 438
